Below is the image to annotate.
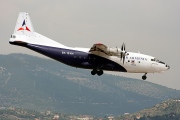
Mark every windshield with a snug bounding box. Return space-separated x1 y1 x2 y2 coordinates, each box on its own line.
154 58 160 62
151 58 165 64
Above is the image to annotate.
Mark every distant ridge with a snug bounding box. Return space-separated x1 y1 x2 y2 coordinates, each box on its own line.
0 53 179 116
116 99 180 120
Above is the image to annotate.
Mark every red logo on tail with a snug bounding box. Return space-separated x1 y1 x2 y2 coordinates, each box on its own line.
18 20 31 32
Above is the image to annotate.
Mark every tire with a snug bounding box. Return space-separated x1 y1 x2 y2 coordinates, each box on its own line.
142 75 147 80
97 70 103 76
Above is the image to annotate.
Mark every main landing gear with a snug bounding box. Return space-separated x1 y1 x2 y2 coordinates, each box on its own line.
142 73 147 80
91 69 104 76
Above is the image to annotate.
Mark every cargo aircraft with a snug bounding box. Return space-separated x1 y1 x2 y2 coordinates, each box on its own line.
9 12 170 80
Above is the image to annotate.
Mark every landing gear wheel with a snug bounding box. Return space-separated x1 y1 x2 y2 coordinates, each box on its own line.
91 69 97 75
142 75 147 80
97 70 103 76
142 73 147 80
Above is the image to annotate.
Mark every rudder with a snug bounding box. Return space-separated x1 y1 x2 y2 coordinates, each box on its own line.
14 12 35 36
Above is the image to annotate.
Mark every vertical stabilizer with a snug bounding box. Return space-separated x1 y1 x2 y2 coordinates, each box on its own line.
10 12 67 48
14 12 35 36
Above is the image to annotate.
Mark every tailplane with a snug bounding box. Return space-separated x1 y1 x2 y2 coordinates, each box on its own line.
14 12 35 36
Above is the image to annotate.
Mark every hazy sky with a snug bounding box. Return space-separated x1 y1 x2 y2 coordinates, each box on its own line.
1 0 180 89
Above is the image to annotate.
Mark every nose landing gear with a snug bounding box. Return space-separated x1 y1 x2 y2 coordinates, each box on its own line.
142 73 147 80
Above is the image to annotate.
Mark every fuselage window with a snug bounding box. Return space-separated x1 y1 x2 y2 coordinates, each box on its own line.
13 35 16 38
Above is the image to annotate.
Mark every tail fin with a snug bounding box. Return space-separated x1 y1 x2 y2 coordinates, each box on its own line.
10 12 67 48
14 12 35 36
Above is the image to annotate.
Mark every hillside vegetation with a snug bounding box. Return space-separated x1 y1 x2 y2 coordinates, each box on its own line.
1 99 180 120
0 53 179 116
116 99 180 120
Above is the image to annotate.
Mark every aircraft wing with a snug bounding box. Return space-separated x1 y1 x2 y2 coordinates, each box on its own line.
89 43 122 56
89 43 108 55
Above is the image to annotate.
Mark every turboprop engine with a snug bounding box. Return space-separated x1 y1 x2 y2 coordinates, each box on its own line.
106 47 121 56
106 43 127 64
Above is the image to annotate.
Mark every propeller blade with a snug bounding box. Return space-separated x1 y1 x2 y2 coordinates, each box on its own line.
123 55 125 64
123 43 125 51
121 44 123 51
121 52 123 59
124 43 126 51
120 43 127 64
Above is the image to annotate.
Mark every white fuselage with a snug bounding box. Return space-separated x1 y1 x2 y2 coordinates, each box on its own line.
9 12 170 80
10 33 170 74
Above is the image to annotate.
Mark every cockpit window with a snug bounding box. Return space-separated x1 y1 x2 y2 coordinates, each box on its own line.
151 59 155 61
151 58 159 62
154 58 160 62
151 58 165 64
159 61 165 64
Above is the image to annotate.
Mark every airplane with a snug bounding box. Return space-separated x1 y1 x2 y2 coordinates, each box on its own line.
9 12 170 80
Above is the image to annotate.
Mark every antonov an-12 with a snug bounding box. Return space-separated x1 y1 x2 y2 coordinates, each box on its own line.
9 12 170 80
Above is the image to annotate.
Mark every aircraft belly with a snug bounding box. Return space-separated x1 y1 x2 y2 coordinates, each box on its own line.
26 44 127 72
88 53 127 72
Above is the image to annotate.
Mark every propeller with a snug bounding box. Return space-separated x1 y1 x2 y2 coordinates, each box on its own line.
120 43 127 64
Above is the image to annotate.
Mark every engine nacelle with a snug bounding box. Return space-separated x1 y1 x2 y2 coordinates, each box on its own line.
106 47 121 56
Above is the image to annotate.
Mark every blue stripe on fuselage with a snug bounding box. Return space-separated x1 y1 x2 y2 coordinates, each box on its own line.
27 44 127 72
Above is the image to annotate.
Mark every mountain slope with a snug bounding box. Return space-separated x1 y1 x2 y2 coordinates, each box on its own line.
116 99 180 120
0 53 179 116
